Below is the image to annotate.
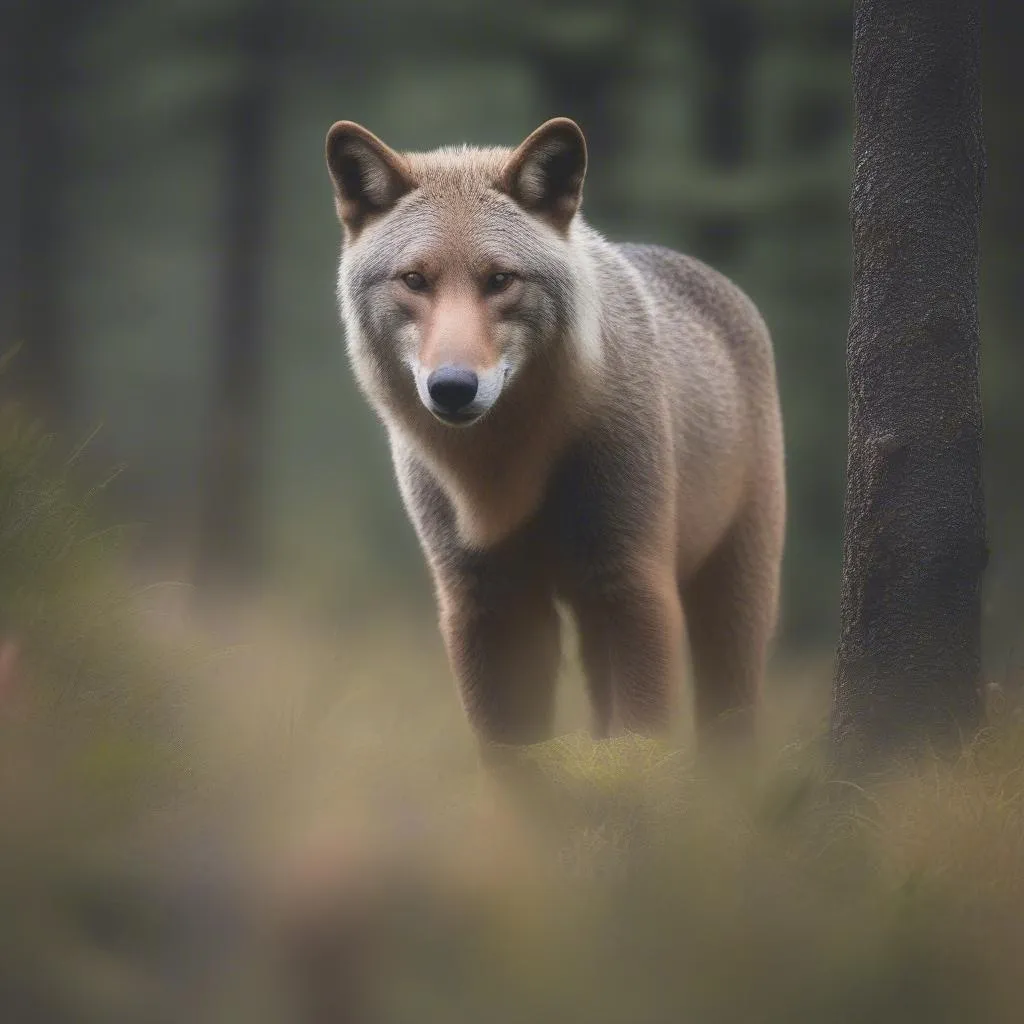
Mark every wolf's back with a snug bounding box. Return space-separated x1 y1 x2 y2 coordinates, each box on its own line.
615 243 773 367
589 238 783 576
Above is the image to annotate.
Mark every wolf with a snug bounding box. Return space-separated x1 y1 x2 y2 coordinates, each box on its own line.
325 117 785 755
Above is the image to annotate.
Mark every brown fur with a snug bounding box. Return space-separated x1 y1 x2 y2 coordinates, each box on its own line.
326 118 786 755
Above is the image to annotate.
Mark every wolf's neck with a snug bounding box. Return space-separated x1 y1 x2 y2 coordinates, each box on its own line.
415 354 594 549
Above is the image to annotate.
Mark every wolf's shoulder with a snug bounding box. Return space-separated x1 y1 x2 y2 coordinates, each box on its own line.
614 243 743 317
612 242 768 347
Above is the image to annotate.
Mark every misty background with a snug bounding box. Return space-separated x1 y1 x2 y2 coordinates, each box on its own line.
2 0 1022 664
4 4 1024 1021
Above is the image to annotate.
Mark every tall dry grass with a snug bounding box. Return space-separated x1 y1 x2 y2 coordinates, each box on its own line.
1 411 1023 1022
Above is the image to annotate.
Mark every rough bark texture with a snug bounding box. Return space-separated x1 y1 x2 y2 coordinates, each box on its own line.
832 0 987 764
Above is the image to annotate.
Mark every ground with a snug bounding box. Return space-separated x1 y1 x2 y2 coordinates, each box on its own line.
1 424 1023 1022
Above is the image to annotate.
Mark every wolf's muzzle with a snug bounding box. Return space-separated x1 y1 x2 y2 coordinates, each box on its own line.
416 360 508 426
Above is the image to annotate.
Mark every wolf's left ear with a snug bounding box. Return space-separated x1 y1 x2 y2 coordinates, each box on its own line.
326 121 416 236
500 118 587 233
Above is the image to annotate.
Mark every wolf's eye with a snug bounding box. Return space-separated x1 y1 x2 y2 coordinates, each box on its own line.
401 271 428 292
484 272 516 295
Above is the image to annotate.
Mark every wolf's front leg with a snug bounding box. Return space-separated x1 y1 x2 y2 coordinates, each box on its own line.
436 564 561 752
395 449 561 752
573 564 685 738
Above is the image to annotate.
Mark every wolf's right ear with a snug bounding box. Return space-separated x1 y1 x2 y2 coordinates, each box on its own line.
326 122 415 236
500 118 587 233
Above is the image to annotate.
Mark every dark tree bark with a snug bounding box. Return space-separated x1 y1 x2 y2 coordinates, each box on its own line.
193 2 279 594
832 0 987 763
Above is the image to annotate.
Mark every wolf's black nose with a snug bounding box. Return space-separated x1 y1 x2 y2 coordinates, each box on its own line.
427 366 478 413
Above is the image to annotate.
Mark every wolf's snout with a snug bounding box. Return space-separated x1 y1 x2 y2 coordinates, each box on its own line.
427 366 479 414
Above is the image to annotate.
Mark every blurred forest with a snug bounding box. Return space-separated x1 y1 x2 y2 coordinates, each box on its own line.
2 0 1022 662
3 3 1024 1022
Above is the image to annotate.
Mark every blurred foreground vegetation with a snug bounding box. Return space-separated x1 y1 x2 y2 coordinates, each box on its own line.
4 2 1024 1020
3 413 1024 1023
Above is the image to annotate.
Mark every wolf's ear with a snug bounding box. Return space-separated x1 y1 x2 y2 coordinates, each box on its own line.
326 122 415 236
500 118 587 233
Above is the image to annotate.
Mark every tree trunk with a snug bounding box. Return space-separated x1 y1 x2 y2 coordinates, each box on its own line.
0 3 16 359
832 0 987 764
193 3 278 595
691 0 758 267
532 51 621 229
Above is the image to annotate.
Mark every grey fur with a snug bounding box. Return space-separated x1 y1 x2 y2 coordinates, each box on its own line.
326 119 785 751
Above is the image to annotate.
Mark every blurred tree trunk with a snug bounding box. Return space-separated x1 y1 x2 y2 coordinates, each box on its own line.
0 3 16 357
977 0 1024 659
4 0 76 429
691 0 758 267
194 2 279 594
532 52 620 226
832 0 987 764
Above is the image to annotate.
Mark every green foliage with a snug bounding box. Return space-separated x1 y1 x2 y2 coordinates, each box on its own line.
0 408 209 1021
0 410 1022 1021
33 0 1020 657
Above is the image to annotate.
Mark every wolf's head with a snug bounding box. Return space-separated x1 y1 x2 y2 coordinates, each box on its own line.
326 119 599 429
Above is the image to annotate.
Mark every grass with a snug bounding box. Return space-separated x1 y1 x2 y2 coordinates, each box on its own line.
268 713 1024 1024
1 411 1024 1022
